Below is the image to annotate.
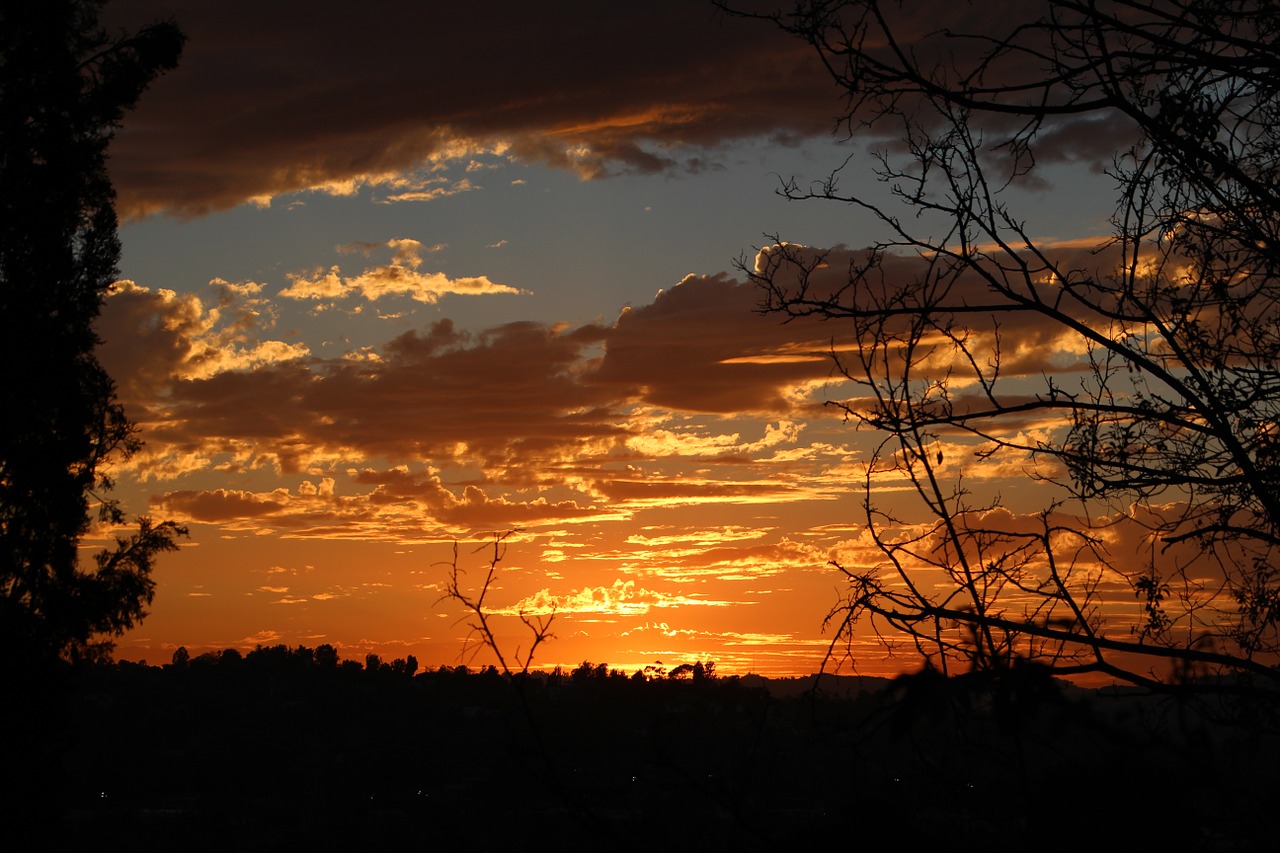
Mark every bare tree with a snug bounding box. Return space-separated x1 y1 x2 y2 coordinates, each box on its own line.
438 531 554 676
731 1 1280 691
434 532 611 833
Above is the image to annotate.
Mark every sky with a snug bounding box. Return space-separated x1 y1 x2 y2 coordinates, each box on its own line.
94 0 1121 676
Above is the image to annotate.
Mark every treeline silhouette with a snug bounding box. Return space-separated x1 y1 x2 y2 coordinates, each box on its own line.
20 645 1270 851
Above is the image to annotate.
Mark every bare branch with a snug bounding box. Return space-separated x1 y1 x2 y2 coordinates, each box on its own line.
436 530 556 677
735 0 1280 693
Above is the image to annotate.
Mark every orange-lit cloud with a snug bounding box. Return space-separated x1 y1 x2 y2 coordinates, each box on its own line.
99 272 846 481
152 472 622 541
98 239 1127 549
99 238 1145 515
99 280 307 400
279 239 524 304
494 579 744 617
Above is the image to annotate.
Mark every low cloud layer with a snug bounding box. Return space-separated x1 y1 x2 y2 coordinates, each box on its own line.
99 243 1120 491
100 269 849 481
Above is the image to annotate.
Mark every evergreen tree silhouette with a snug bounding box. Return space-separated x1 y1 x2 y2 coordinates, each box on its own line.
0 0 185 667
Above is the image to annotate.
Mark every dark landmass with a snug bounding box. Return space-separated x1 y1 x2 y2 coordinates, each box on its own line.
6 647 1277 851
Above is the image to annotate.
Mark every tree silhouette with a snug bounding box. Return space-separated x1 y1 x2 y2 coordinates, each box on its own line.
316 642 339 669
438 531 554 676
732 1 1280 690
0 1 185 665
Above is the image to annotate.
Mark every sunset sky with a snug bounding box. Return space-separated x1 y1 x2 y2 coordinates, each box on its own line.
95 0 1121 676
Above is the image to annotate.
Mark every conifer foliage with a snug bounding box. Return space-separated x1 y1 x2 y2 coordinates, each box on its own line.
0 1 185 663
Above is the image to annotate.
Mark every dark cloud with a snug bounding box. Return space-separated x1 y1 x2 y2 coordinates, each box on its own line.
353 468 606 527
750 241 1134 381
593 273 837 413
157 488 288 521
734 1 1144 180
99 1 1147 218
153 470 609 536
591 478 800 504
156 319 625 471
99 273 841 476
105 0 840 217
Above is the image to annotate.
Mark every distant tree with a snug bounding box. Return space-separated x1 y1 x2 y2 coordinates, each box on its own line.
247 643 293 671
379 655 418 677
315 643 339 669
570 660 610 682
669 663 697 680
734 0 1280 691
170 646 189 669
0 0 185 665
292 644 315 667
191 650 220 669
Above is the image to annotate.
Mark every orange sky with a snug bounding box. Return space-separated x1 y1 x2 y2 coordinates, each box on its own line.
94 0 1142 677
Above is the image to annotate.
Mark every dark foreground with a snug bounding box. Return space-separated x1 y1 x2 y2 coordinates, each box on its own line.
4 651 1277 851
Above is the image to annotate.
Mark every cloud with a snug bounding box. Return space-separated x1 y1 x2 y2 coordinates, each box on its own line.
103 235 1172 579
618 623 797 647
100 265 853 482
625 420 802 458
279 238 524 303
626 526 772 547
588 475 821 508
100 307 618 474
98 280 308 408
152 468 623 540
100 238 1146 507
103 1 837 216
782 1 1147 173
353 468 622 528
381 177 479 204
750 241 1127 383
566 534 828 582
494 578 743 617
103 1 1144 218
593 274 839 413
